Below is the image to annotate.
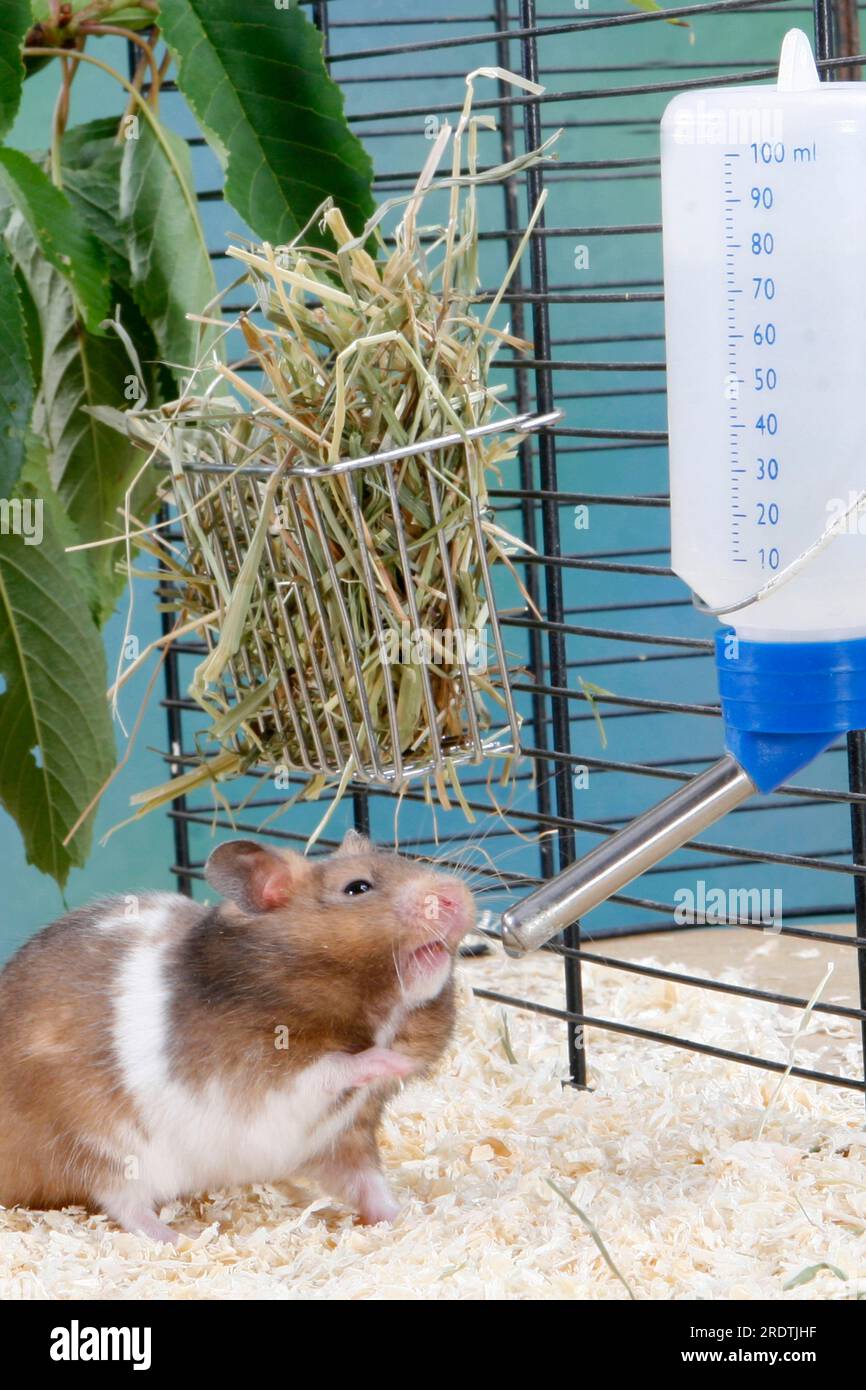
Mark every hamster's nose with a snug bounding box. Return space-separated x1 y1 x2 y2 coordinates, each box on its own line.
422 881 474 942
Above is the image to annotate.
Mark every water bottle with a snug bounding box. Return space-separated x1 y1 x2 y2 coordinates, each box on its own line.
664 26 866 641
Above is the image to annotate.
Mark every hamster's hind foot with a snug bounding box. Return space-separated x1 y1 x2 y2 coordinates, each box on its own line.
98 1191 181 1245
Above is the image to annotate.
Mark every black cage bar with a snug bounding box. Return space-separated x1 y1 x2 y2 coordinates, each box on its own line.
152 0 866 1104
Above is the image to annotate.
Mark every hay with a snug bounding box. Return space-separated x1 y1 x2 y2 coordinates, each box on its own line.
103 67 560 819
3 951 865 1301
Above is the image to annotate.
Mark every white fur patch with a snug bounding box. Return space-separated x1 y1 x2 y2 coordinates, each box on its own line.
106 932 392 1209
403 956 453 1007
375 1007 405 1048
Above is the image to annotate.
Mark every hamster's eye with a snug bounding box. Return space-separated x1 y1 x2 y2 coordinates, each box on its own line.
343 878 373 896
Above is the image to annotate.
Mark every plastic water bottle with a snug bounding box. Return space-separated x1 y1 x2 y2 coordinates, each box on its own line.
662 27 866 641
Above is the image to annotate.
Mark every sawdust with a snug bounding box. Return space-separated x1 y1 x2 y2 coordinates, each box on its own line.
2 951 864 1301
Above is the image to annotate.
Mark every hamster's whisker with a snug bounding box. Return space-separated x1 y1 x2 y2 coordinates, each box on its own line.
463 923 498 945
414 796 540 880
391 943 407 996
425 923 451 949
423 801 555 876
430 816 505 863
454 842 544 893
411 804 508 865
431 764 564 865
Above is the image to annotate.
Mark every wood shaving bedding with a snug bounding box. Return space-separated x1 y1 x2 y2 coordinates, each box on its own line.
1 951 864 1301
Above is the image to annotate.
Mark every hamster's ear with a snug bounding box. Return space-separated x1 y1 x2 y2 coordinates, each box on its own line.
205 840 310 914
334 828 370 858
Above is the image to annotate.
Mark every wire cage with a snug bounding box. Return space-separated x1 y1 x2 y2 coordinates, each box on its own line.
151 0 866 1106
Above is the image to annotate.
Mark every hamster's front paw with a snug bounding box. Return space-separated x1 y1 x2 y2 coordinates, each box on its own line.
348 1046 417 1087
322 1046 416 1093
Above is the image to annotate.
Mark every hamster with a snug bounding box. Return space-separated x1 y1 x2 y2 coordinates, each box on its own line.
0 831 474 1243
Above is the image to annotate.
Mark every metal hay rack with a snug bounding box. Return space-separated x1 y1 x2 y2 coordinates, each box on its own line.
171 409 559 789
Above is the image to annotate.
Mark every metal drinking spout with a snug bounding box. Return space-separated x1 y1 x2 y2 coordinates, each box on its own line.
500 754 756 955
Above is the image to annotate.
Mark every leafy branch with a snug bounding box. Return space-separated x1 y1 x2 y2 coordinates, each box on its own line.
0 0 375 885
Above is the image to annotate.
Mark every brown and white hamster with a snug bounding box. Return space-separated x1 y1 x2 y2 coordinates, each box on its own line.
0 831 474 1243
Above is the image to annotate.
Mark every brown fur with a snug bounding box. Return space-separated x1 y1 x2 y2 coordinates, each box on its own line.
0 896 200 1208
0 837 472 1227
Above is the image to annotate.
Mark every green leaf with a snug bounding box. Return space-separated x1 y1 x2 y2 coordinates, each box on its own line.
782 1262 848 1291
120 119 221 383
17 431 101 640
0 437 116 886
0 239 34 495
60 118 128 283
0 148 110 333
6 210 152 624
13 260 41 368
61 116 211 394
0 1 30 139
159 0 375 245
60 115 220 386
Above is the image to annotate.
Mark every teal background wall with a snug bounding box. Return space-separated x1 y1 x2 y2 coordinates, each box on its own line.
2 3 848 964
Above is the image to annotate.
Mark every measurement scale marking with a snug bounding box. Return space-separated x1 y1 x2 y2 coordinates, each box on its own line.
724 154 740 559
